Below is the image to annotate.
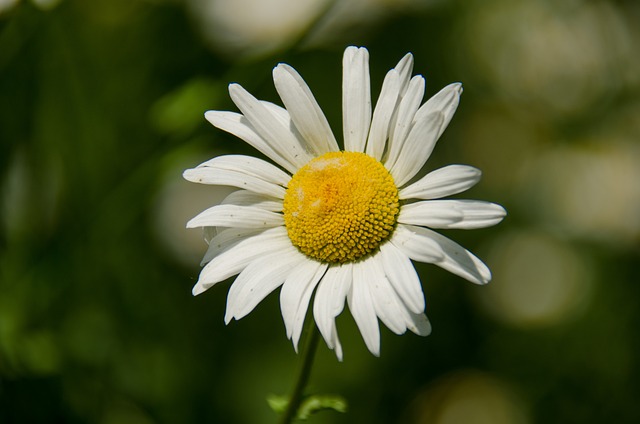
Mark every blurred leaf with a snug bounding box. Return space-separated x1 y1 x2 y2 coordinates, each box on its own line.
149 77 223 137
267 393 348 421
298 394 348 420
266 394 288 413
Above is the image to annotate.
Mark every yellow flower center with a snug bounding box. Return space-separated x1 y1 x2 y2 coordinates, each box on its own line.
283 151 399 263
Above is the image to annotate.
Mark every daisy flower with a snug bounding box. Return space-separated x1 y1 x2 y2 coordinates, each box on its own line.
184 46 506 360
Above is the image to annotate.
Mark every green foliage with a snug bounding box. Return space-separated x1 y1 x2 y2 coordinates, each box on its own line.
267 394 348 421
149 77 223 137
298 395 348 420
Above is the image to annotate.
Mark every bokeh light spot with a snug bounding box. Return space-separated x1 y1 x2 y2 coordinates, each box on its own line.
477 230 593 328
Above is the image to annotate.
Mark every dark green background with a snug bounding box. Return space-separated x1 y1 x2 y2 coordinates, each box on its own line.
1 0 639 423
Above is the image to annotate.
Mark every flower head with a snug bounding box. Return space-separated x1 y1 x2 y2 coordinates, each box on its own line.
184 46 506 360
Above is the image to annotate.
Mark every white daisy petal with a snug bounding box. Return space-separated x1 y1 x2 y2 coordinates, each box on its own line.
220 190 282 212
193 227 290 294
273 64 339 155
414 83 463 141
280 260 328 351
385 75 425 168
398 200 507 229
396 224 492 285
228 83 312 169
313 265 351 353
183 159 286 199
379 242 425 314
193 155 290 186
389 224 445 263
367 255 408 335
393 52 414 95
389 108 444 187
328 264 352 316
399 165 482 200
186 204 283 229
329 321 343 361
205 111 297 174
366 69 401 160
225 246 306 323
349 259 381 356
406 312 432 336
259 101 312 159
342 46 371 152
200 227 265 266
203 226 217 244
365 254 432 338
389 83 463 186
361 53 412 171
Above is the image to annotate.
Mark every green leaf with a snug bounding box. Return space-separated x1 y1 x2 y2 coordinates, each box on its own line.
266 394 289 414
149 78 222 137
267 394 348 421
297 395 348 420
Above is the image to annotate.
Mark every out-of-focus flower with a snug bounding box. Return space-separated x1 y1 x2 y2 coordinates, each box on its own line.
477 230 592 328
184 46 505 359
0 0 18 14
519 140 640 246
186 0 329 58
186 0 440 58
458 0 638 118
0 0 62 14
409 370 530 424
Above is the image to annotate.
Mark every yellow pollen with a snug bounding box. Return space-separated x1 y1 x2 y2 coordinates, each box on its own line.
283 151 400 263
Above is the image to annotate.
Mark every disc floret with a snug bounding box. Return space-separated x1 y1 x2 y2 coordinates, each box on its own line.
283 151 400 263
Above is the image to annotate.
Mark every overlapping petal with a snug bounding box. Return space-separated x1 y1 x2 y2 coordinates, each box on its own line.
414 83 463 141
366 70 401 160
399 165 481 200
379 242 425 314
385 75 426 168
313 264 352 360
205 111 298 174
399 200 507 229
393 52 414 95
199 227 265 266
280 260 328 351
225 246 306 323
183 155 289 198
193 227 291 295
367 255 409 335
273 64 339 155
219 190 283 212
186 204 283 229
349 258 381 356
394 224 493 285
228 83 313 169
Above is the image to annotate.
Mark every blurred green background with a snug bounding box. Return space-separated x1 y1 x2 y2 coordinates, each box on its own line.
1 0 639 423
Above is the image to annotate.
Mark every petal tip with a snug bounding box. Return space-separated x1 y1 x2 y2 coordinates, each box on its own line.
192 283 207 296
224 311 233 325
272 64 284 77
228 83 244 97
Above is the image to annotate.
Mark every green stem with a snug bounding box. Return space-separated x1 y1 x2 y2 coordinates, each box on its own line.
279 323 321 424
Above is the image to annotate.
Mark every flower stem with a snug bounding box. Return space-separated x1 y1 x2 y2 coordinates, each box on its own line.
279 323 321 424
